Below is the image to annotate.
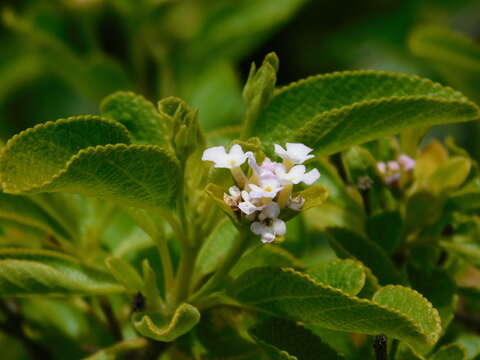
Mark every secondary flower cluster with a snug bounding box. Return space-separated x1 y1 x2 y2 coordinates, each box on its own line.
377 154 415 185
202 143 320 243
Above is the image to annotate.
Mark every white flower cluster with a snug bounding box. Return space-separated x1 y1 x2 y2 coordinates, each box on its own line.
202 143 320 243
377 154 415 185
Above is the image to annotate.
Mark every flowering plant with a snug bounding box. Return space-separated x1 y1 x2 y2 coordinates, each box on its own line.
1 3 480 358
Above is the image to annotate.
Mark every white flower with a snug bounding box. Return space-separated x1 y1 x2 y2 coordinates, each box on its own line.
251 203 286 243
275 165 320 185
274 143 315 165
287 196 305 211
223 186 242 209
202 144 248 169
398 154 415 172
238 190 264 215
248 175 283 199
247 153 279 177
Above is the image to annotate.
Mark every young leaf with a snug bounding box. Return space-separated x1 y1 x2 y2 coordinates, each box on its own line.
132 303 200 342
105 257 144 292
308 259 366 295
0 114 181 208
372 285 441 345
230 267 438 350
101 91 167 145
252 71 479 155
327 227 404 285
0 248 123 296
251 318 341 360
429 343 467 360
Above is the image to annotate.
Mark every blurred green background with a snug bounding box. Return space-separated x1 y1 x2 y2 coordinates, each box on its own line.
0 0 479 150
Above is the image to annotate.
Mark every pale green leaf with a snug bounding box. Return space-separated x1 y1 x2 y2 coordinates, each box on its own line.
429 157 471 193
308 259 366 295
0 248 123 296
372 285 441 345
105 257 144 292
253 71 479 155
0 116 181 208
132 303 200 342
230 267 438 349
101 91 167 145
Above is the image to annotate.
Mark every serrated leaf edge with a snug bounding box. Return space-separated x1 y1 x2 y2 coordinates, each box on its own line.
293 96 480 151
272 268 432 345
274 70 468 101
373 285 442 344
252 335 298 360
2 143 180 200
133 303 200 339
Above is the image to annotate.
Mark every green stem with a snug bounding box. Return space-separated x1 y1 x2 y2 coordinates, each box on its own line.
190 228 250 304
152 234 175 301
240 107 259 140
172 245 198 305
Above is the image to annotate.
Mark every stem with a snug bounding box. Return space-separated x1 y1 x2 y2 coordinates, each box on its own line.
152 234 175 300
373 335 388 360
172 245 197 305
190 228 250 304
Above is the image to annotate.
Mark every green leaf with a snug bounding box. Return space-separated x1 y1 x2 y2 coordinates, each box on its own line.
132 303 200 342
429 157 471 193
101 91 167 145
295 185 329 212
429 344 467 360
251 318 341 360
231 245 302 279
197 308 264 360
366 211 403 255
397 344 425 360
0 193 72 241
308 259 366 295
372 285 441 346
409 26 480 102
192 0 307 61
253 71 479 155
84 338 148 360
0 116 181 208
0 248 123 296
327 227 403 285
205 184 239 225
105 257 144 292
230 267 439 349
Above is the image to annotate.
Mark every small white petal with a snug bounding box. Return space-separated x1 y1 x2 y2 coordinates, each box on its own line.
251 221 268 235
202 146 230 168
261 233 276 243
285 143 315 164
302 168 320 185
241 190 251 202
246 152 261 174
238 201 262 215
273 219 286 236
229 144 247 166
274 144 289 159
259 202 280 221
